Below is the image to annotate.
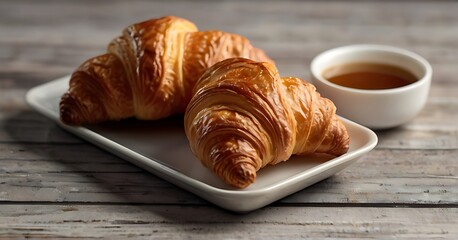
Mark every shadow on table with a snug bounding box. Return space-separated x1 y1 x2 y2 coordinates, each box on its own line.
3 111 206 204
3 110 345 225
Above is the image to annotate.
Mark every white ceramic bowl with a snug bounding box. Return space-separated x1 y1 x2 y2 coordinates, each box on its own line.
310 44 432 129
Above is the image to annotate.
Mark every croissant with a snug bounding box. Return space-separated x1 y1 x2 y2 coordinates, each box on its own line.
59 16 272 125
184 58 350 189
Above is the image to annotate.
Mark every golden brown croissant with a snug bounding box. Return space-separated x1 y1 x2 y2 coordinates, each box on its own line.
60 16 272 125
184 58 350 189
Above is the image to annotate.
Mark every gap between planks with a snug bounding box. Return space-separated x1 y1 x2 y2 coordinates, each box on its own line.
1 201 457 209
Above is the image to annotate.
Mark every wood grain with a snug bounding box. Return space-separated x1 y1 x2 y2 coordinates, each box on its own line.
0 205 456 239
1 0 458 238
1 143 456 204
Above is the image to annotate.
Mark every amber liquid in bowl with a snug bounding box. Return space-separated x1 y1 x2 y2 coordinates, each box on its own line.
323 63 418 90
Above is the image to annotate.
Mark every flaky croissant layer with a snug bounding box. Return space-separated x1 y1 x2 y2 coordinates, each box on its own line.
60 16 272 125
184 58 350 189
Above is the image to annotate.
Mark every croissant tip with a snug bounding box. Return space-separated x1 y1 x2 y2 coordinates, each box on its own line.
59 92 83 126
228 162 257 189
328 120 351 156
328 143 350 157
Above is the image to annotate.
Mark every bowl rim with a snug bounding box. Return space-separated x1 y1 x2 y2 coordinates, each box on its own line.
310 44 433 95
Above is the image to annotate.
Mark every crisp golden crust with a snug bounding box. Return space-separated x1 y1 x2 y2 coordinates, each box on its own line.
181 30 272 112
59 16 272 125
184 58 350 189
60 53 133 125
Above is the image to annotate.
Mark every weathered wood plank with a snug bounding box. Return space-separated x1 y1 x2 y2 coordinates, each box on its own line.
285 149 458 204
0 204 456 239
1 141 456 205
1 0 458 238
0 0 457 210
0 111 81 144
1 1 458 80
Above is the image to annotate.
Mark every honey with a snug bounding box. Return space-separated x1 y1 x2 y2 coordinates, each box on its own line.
323 62 417 90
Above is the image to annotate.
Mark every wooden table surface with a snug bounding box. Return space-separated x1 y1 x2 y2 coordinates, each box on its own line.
1 0 457 238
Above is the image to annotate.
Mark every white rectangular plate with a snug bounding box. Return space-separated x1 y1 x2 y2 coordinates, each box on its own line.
26 76 377 212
